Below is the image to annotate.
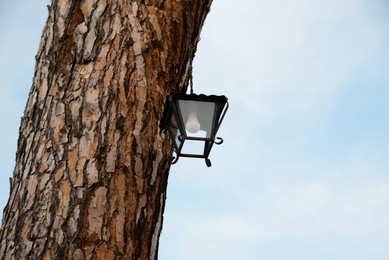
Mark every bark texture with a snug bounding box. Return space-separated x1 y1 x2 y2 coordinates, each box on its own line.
0 0 212 259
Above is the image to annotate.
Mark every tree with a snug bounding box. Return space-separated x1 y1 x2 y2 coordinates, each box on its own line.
0 0 212 258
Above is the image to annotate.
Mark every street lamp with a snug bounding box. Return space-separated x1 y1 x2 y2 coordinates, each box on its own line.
160 93 229 167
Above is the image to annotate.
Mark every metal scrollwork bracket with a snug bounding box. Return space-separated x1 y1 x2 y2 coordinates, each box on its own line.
214 137 224 145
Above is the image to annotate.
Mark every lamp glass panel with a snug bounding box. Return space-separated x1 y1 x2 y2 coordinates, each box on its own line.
178 100 216 138
180 140 205 156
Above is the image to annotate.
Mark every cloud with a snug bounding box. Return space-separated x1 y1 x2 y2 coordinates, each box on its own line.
194 0 389 125
160 181 389 259
256 182 389 236
164 117 389 259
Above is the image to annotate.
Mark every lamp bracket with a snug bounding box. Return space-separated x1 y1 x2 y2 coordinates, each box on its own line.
214 137 224 145
172 151 179 164
159 129 166 139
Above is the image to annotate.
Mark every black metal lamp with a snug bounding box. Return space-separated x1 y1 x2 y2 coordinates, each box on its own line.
160 93 229 167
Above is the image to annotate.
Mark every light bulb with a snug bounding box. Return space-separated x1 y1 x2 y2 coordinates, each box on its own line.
186 112 201 133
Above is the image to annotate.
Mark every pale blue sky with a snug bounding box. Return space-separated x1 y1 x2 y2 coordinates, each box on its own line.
1 1 388 259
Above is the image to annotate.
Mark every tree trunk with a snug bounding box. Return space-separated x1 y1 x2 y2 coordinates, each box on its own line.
0 0 212 259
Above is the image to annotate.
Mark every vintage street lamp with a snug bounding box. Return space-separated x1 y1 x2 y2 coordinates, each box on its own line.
160 93 229 167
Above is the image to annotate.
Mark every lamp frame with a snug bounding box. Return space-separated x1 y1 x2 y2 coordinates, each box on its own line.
160 93 228 167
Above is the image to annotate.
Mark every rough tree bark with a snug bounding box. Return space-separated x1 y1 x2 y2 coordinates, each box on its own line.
0 0 212 259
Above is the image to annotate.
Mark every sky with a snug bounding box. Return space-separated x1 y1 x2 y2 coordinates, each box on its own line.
0 0 388 259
